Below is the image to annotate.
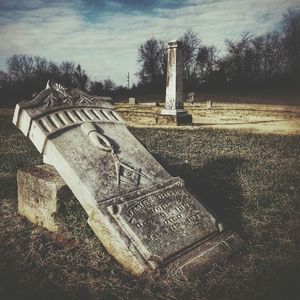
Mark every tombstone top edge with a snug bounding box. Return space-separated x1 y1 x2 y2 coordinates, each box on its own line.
18 80 113 111
168 40 182 48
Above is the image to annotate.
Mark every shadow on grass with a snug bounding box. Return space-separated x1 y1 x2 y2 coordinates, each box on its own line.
0 175 17 200
192 119 287 126
157 155 246 236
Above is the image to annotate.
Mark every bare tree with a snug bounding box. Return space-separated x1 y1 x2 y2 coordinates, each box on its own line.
103 78 116 93
180 29 201 81
34 56 48 75
48 61 61 82
196 46 217 84
0 71 9 88
90 80 104 95
282 9 300 76
59 61 76 86
252 32 285 81
223 33 254 84
74 64 89 90
137 38 166 87
7 54 35 81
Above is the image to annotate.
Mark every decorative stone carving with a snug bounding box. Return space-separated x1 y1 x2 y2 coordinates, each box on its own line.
19 80 112 109
13 81 243 278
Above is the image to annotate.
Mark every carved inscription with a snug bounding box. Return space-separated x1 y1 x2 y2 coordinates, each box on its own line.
107 182 219 261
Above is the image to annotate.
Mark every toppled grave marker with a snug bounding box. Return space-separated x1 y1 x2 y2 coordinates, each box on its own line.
13 80 243 278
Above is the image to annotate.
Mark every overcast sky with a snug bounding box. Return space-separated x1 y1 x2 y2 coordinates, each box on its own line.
0 0 300 85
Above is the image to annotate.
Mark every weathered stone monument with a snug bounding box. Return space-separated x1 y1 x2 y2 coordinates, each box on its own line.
188 91 195 104
13 80 243 279
158 40 192 125
129 97 136 105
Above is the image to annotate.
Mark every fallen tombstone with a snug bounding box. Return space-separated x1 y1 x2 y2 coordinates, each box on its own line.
13 80 244 279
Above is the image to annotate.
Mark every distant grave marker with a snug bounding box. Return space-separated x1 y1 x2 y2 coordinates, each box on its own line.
188 91 194 104
129 97 136 104
13 81 243 278
141 102 160 107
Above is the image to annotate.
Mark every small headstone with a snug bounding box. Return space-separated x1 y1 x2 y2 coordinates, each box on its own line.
207 100 212 109
13 80 243 278
129 97 136 104
140 102 159 107
188 92 194 104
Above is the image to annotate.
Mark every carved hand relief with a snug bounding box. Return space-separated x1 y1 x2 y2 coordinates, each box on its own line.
81 122 152 187
19 80 111 109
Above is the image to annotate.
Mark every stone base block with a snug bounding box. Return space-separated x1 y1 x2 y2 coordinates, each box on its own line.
156 113 193 125
17 165 244 280
17 164 71 231
171 231 244 280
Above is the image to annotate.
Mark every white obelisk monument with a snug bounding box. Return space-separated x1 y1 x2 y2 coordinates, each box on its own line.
160 40 192 125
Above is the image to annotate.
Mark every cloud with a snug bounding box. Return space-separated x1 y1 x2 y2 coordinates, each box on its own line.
0 0 300 85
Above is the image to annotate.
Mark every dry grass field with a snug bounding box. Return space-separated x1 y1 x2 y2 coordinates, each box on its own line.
115 102 300 135
0 103 300 300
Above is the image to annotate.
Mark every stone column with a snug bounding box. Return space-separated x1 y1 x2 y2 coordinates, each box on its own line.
159 40 192 125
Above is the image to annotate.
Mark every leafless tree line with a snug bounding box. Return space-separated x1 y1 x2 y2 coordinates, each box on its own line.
0 55 118 105
0 9 299 105
137 10 300 91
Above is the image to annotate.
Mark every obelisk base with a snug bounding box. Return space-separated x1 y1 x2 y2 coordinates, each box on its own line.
157 110 192 125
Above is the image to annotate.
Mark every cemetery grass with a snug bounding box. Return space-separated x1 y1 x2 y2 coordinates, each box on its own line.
115 102 300 135
0 114 300 300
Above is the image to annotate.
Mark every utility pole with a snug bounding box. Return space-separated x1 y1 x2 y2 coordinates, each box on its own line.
127 72 130 89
